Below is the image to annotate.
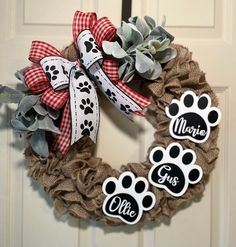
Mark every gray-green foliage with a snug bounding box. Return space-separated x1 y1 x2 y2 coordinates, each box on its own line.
11 95 60 157
102 16 177 82
0 69 61 157
0 85 24 103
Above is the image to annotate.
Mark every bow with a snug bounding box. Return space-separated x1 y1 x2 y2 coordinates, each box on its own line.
24 41 100 154
24 11 152 155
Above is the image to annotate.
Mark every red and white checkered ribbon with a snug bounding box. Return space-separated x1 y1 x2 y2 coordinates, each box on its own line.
73 11 152 110
24 41 99 155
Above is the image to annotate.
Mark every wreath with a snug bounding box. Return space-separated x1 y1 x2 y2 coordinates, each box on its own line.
1 11 221 225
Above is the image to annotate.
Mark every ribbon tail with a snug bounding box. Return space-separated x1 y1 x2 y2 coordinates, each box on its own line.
77 30 143 119
92 64 142 119
69 66 100 145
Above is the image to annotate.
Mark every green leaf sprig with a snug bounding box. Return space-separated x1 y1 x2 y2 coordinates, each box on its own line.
102 16 177 82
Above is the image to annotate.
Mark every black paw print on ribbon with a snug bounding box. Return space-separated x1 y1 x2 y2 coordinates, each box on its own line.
61 65 69 78
76 81 92 94
95 75 102 85
80 38 99 65
45 65 59 81
105 89 117 103
80 98 94 115
74 71 85 79
84 37 99 53
120 104 133 115
80 120 94 136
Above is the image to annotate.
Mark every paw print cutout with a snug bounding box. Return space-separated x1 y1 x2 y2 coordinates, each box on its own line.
105 89 117 103
84 37 99 54
76 81 92 94
45 65 59 81
80 120 94 137
102 171 156 225
79 98 94 115
120 104 133 115
148 143 203 197
166 91 221 143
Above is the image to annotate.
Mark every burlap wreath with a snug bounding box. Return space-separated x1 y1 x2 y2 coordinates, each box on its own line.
25 43 219 225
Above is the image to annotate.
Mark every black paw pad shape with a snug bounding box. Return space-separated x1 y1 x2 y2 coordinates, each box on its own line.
76 81 92 94
84 37 99 54
148 143 203 197
74 70 85 80
105 89 117 103
120 104 133 115
166 91 221 143
45 65 59 81
80 98 94 115
102 171 156 225
80 120 94 137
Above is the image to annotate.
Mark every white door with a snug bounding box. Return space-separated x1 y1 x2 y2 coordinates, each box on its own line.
0 0 235 246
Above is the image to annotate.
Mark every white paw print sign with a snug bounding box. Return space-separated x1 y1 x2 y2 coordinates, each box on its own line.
166 91 221 143
148 143 203 197
102 172 156 225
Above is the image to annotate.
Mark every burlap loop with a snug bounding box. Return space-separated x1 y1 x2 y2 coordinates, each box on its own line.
24 44 219 225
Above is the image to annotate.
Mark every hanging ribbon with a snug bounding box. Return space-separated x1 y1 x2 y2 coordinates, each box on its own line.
23 11 152 155
24 41 100 154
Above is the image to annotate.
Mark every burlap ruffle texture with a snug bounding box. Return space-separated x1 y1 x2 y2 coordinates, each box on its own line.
24 44 220 225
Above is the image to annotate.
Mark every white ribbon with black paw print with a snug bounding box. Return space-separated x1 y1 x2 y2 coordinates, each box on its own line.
77 30 143 119
40 56 99 145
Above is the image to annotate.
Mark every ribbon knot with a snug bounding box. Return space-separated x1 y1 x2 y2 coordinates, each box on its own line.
24 11 152 155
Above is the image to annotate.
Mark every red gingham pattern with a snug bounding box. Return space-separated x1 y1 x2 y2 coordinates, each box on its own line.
73 11 152 109
73 11 116 48
92 17 116 47
24 65 49 93
40 87 69 110
73 11 97 48
29 41 63 63
26 40 72 155
51 101 71 155
103 59 119 81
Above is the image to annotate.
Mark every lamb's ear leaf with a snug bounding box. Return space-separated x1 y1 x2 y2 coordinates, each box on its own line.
102 41 127 59
38 115 60 134
30 129 49 157
138 60 162 80
135 50 154 74
155 47 177 63
15 67 29 83
33 103 48 116
15 95 38 120
118 56 135 82
144 16 156 30
128 16 138 24
10 118 29 131
0 85 25 103
126 24 144 53
121 21 133 41
136 17 150 38
46 106 60 120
